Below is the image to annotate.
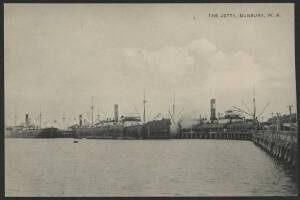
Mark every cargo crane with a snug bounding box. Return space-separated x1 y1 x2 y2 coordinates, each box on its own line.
168 94 184 124
97 109 100 123
240 100 251 114
233 87 270 122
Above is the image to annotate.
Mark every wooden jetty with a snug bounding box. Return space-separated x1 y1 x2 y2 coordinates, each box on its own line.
252 130 297 167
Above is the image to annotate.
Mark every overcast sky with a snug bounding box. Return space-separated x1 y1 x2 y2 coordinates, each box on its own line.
4 3 296 127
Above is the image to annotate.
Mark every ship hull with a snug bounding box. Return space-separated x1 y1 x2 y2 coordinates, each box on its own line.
75 125 124 139
181 121 257 134
74 119 171 139
123 124 145 139
5 128 59 138
144 118 171 139
5 119 172 140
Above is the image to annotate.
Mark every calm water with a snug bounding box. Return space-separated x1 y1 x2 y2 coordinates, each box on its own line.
5 138 297 196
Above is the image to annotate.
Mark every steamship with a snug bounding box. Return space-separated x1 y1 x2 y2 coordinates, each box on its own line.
73 104 171 139
5 114 59 138
180 99 257 134
74 104 124 139
74 118 171 139
189 109 257 134
122 116 171 139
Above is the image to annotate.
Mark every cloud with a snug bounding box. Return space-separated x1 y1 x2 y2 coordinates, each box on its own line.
97 38 264 97
187 38 217 56
5 37 296 126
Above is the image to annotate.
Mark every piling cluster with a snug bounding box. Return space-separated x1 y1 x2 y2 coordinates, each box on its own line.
174 132 252 140
252 130 297 167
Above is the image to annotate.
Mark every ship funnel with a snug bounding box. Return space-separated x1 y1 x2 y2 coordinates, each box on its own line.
114 104 118 122
210 99 216 123
25 114 29 127
79 114 82 126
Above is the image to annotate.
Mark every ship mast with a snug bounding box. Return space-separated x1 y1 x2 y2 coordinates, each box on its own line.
172 93 175 122
234 87 269 123
91 96 94 127
62 113 66 130
143 92 146 124
253 86 256 121
39 104 42 129
14 106 17 126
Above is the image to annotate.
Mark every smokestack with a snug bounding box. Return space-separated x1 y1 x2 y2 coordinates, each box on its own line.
79 114 82 126
25 114 29 127
210 99 216 123
114 104 118 122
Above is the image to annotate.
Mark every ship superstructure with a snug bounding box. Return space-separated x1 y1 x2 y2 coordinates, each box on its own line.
73 94 171 139
5 113 59 138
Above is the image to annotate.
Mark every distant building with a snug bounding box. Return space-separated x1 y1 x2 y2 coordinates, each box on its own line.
267 113 297 124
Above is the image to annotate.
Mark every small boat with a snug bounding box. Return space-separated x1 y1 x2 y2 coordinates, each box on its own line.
73 140 78 143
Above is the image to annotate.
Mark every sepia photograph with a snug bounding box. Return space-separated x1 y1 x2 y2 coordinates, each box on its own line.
4 3 297 197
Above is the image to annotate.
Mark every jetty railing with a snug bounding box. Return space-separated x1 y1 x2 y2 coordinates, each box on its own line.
174 129 253 140
252 130 297 167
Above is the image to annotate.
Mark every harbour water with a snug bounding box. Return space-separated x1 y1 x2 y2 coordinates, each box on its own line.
5 138 297 196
